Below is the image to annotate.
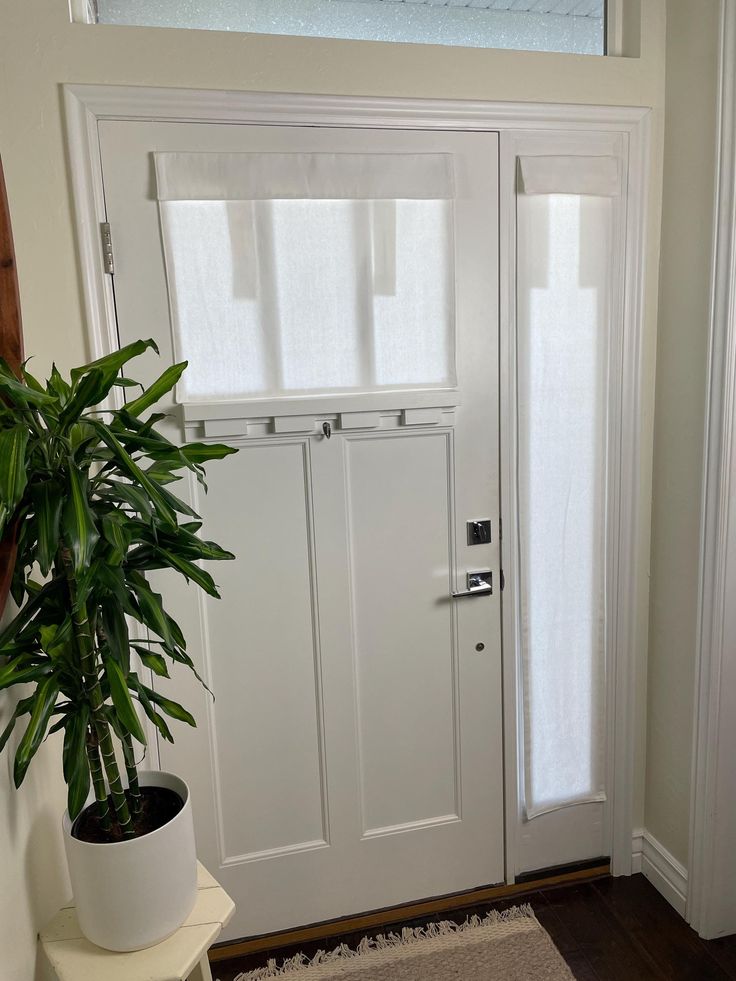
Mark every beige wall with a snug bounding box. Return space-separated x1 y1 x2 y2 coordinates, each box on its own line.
1 692 70 981
646 0 721 867
0 3 666 972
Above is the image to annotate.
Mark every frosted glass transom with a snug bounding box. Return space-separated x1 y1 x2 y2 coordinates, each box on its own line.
92 0 605 55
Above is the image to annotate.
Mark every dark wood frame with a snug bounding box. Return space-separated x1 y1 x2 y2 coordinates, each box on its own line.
0 157 25 615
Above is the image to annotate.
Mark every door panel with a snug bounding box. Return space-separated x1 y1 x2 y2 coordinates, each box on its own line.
199 442 328 862
345 432 459 834
98 119 503 939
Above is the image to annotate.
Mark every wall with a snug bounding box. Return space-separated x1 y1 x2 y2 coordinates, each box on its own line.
0 690 70 981
646 0 722 866
0 1 665 969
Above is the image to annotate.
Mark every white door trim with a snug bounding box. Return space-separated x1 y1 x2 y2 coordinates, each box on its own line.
688 0 736 940
63 83 651 882
632 830 688 917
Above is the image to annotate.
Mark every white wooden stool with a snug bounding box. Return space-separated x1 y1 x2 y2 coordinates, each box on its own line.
39 862 234 981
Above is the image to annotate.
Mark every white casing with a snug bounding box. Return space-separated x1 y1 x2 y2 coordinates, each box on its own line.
62 769 197 951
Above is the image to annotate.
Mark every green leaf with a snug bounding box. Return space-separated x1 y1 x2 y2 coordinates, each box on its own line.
127 673 173 742
157 548 221 597
63 705 91 819
123 362 187 418
127 572 174 648
13 677 60 787
31 480 63 576
47 364 71 404
0 658 52 691
180 442 239 464
100 598 130 674
89 421 177 528
0 424 29 535
100 511 132 564
58 368 119 429
61 464 99 574
70 338 158 384
176 535 235 563
0 359 55 408
40 618 75 663
103 656 146 745
0 695 34 754
144 687 196 728
98 480 153 518
132 645 169 678
67 753 91 820
0 580 59 650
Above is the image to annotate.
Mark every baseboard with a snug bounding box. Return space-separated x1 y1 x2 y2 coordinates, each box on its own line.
631 829 688 917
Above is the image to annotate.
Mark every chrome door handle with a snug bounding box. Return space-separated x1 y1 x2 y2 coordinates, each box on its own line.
452 570 492 598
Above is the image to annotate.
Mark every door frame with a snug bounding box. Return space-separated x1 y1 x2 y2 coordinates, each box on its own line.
63 82 651 881
688 0 736 940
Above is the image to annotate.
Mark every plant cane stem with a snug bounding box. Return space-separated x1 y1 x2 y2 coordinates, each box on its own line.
85 728 112 831
61 549 135 837
121 732 142 818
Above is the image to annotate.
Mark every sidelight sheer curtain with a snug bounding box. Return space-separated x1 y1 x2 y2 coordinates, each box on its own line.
516 155 619 819
153 151 456 402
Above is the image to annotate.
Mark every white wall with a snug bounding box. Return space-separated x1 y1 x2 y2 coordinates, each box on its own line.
646 0 721 868
0 690 70 981
0 1 666 968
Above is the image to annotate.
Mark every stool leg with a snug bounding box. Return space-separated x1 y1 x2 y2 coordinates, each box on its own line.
188 954 213 981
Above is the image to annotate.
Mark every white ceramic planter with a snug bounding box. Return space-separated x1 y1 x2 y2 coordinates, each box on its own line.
62 769 197 952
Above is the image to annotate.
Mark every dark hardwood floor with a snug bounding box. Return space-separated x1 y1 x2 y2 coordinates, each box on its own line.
213 874 736 980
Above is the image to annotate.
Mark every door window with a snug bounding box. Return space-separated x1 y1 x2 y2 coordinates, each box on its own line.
154 151 456 401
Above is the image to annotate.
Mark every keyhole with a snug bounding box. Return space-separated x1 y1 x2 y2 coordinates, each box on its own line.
475 642 485 652
322 421 332 439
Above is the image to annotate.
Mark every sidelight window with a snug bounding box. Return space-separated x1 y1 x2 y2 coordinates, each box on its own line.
516 154 619 818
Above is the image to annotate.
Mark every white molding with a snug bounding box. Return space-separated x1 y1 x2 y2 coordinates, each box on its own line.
632 830 688 917
64 83 649 130
62 83 650 884
62 89 121 370
689 0 736 941
608 109 651 879
606 0 625 57
631 827 644 874
68 0 96 24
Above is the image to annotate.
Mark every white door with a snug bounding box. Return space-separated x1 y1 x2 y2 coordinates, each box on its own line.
98 120 503 939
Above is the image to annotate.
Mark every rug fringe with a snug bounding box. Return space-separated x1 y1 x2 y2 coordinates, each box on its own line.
231 905 537 980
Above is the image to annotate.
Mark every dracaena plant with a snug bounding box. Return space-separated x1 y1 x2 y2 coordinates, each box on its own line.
0 340 236 838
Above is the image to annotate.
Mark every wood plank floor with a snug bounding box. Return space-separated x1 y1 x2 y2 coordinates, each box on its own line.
213 874 736 980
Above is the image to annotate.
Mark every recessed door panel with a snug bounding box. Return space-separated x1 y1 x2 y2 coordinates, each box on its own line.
197 442 327 862
345 432 458 835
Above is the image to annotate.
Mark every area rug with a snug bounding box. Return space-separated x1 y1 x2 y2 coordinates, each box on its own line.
232 905 574 980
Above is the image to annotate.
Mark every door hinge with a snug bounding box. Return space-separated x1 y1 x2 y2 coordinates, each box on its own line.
499 517 503 540
100 222 114 275
500 569 505 591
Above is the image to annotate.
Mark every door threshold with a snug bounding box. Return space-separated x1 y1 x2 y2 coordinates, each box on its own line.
209 861 610 963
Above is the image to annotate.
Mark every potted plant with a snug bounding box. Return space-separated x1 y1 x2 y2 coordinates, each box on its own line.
0 340 237 951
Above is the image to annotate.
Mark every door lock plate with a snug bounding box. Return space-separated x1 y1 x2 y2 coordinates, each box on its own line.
467 519 492 545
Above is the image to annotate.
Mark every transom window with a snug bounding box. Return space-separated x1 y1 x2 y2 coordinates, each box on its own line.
79 0 607 56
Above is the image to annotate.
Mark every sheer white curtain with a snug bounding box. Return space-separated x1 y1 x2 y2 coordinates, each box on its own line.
517 155 619 819
154 151 456 402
